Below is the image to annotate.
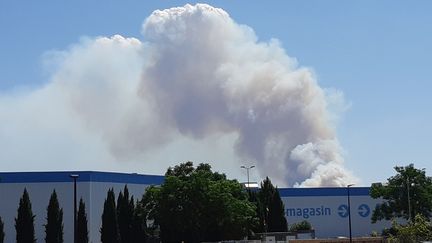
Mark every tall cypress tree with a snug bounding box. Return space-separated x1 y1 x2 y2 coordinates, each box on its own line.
100 188 120 243
130 199 147 243
268 188 288 232
45 190 64 243
0 216 4 243
77 198 89 243
117 185 134 243
15 188 36 243
258 177 288 232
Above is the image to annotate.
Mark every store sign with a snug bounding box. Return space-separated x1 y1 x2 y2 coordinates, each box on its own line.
286 203 371 219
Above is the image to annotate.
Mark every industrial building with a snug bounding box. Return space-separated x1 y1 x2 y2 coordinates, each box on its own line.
0 171 389 242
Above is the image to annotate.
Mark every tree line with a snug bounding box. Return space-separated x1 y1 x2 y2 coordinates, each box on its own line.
370 164 432 241
99 162 290 243
2 162 291 243
0 188 88 243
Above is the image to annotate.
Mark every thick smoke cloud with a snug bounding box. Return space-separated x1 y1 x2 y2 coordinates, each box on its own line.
0 4 356 186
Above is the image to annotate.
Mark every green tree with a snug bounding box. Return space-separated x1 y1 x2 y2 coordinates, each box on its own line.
0 216 4 243
144 162 257 242
130 200 147 243
248 191 264 233
77 198 89 243
100 188 120 243
45 190 64 243
258 177 288 232
370 164 432 223
15 188 36 243
386 214 432 242
117 185 134 243
289 220 313 232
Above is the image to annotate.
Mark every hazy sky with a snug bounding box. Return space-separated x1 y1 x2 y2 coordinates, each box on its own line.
1 1 431 186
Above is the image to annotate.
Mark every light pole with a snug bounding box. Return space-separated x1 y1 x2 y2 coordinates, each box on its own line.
347 184 354 243
406 178 415 222
240 165 255 193
70 174 79 243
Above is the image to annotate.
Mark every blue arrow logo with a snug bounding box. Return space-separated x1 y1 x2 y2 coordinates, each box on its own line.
338 204 348 218
358 204 370 217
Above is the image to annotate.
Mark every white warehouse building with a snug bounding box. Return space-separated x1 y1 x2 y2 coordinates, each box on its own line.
0 171 390 242
0 171 164 243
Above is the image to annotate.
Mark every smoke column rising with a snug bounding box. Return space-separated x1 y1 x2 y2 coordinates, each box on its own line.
0 4 356 186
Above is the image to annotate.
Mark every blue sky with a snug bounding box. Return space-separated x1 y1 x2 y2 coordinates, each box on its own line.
1 1 431 186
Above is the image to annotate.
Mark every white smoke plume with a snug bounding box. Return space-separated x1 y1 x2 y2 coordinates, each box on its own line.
0 4 357 187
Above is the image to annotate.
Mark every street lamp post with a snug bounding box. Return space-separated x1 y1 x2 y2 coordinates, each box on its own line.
406 178 415 222
347 184 354 243
70 174 79 243
240 165 255 193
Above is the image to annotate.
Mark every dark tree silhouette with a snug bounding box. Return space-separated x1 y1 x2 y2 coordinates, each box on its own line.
117 185 134 243
100 188 120 243
258 177 288 232
0 216 4 243
130 200 147 243
15 188 36 243
77 198 89 243
45 190 64 243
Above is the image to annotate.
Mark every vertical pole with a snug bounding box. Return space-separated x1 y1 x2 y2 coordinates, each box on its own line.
347 184 353 243
70 174 79 243
407 178 411 222
74 178 77 243
240 165 255 239
246 168 250 194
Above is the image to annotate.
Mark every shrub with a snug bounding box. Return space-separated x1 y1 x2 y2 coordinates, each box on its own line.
289 220 312 232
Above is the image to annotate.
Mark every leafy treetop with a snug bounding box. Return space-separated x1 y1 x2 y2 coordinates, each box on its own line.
370 164 432 223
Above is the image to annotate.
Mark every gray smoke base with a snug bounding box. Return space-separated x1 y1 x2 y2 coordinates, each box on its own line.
44 4 356 186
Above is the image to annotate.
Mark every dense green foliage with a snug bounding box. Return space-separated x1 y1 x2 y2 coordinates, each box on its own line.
143 162 257 243
44 190 63 243
117 185 134 243
370 164 432 223
77 198 89 243
100 188 120 243
385 214 432 242
15 188 36 243
257 177 288 232
289 220 313 232
0 216 4 243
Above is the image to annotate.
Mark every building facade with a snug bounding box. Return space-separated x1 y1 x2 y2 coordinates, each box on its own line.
280 188 390 238
0 171 163 243
0 171 389 242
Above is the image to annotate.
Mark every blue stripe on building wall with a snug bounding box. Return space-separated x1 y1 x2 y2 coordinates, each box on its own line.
0 171 370 196
0 171 165 185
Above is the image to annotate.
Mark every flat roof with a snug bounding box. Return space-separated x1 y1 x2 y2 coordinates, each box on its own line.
0 171 371 196
0 171 165 185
